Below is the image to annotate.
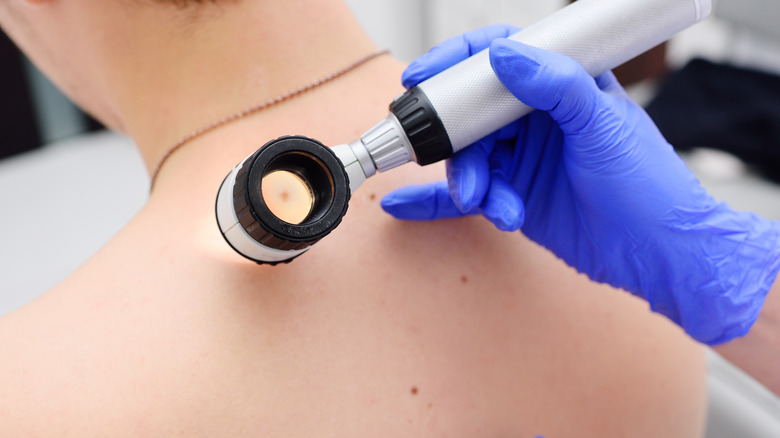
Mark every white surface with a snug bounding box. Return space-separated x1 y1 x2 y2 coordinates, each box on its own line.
669 3 780 75
345 0 425 62
0 132 148 315
715 0 780 41
425 0 566 45
684 150 780 220
346 0 570 61
706 349 780 438
696 0 713 21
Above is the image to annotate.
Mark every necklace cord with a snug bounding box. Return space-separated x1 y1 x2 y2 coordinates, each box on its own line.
149 48 390 191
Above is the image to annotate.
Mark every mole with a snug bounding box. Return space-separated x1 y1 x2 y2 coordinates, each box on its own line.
261 170 314 224
410 386 418 396
369 193 376 201
460 275 469 284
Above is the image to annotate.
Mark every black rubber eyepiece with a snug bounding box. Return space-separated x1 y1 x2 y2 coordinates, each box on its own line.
231 136 350 263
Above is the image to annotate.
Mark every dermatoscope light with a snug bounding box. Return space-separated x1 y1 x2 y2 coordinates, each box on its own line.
216 0 713 265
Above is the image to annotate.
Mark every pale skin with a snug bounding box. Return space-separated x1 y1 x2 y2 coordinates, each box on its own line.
715 280 780 394
261 171 314 224
0 0 711 436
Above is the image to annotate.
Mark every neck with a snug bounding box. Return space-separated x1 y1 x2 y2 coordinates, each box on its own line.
103 1 378 177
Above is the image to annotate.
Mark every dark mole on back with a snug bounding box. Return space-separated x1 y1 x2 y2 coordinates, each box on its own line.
410 386 418 395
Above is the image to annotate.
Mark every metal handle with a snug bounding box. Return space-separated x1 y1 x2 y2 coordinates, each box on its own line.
417 0 712 153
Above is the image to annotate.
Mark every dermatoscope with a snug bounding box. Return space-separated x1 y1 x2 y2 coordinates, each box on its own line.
215 0 712 265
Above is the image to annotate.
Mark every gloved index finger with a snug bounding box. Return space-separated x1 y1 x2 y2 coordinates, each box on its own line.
381 181 472 221
402 24 520 89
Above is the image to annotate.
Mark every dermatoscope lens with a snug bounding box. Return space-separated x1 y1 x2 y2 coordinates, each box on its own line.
261 170 314 225
216 136 350 265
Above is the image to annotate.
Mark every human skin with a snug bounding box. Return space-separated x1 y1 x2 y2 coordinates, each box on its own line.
715 281 780 394
0 0 706 436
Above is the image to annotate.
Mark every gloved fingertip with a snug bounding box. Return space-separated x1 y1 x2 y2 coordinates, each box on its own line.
447 142 493 212
381 182 465 221
491 39 602 121
403 25 523 89
465 24 522 55
488 39 548 106
379 186 427 219
480 175 525 231
402 35 471 88
489 39 541 75
448 164 475 213
485 200 524 232
401 62 428 89
479 23 522 39
483 198 524 232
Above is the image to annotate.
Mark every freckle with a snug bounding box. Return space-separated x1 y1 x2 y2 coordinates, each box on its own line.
369 193 376 201
428 403 433 408
460 275 468 284
410 386 418 395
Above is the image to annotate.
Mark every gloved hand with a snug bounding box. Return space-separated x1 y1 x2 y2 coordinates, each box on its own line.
381 24 780 345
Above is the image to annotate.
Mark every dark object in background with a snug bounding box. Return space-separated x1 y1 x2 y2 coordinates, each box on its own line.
646 58 780 182
0 31 41 159
613 43 668 86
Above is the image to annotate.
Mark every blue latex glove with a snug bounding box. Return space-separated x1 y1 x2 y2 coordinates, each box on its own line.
381 25 780 345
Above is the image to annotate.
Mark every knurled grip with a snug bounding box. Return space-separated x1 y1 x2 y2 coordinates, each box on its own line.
417 0 711 154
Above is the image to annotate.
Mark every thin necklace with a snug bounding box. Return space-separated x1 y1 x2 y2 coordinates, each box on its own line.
149 48 390 191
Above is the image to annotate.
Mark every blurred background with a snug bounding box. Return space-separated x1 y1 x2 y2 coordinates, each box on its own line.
1 0 779 435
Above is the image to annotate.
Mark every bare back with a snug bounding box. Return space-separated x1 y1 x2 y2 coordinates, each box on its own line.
0 56 706 437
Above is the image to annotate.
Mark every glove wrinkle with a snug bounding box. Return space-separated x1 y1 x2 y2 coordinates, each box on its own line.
382 24 780 345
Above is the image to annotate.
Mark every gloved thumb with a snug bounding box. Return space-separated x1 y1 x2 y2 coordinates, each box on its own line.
488 39 603 136
481 172 525 231
446 138 494 212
